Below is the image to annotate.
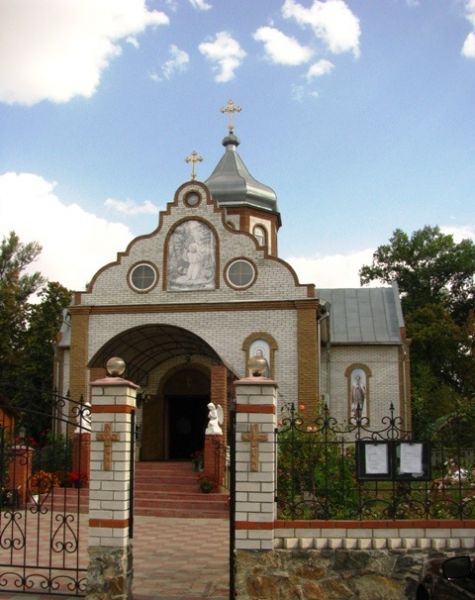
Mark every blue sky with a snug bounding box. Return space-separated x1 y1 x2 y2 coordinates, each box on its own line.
0 0 474 290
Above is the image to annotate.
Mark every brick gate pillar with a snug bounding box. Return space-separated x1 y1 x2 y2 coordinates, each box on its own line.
86 358 137 600
211 365 228 444
234 371 278 551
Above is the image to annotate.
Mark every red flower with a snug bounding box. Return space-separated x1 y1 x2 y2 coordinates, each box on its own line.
68 471 88 486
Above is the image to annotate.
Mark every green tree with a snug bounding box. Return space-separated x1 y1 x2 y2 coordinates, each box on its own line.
360 226 475 434
0 231 45 382
22 282 72 387
0 232 71 437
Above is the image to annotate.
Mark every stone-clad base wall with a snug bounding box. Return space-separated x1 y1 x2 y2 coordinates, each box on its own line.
87 545 133 600
236 548 451 600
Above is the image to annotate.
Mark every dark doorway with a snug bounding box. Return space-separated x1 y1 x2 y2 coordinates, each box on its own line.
168 395 208 459
164 367 210 460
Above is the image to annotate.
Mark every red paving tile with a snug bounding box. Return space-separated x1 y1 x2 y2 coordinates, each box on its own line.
0 512 229 600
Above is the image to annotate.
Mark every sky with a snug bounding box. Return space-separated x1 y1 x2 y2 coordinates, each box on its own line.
0 0 474 292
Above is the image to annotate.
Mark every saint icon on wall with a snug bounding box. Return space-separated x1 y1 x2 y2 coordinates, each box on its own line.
167 220 216 291
350 368 367 420
249 340 270 377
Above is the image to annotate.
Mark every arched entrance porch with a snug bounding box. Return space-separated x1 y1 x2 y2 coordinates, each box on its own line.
142 365 210 461
88 324 234 462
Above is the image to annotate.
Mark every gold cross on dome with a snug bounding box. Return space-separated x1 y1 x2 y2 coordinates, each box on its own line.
185 150 203 181
220 99 241 133
242 423 268 472
96 423 120 471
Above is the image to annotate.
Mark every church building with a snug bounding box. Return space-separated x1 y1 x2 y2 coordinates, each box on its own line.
55 102 411 461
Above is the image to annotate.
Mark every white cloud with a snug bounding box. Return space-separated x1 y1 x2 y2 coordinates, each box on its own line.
306 58 334 80
465 0 475 27
287 225 475 288
0 0 169 106
462 1 475 57
441 224 475 242
189 0 212 10
164 0 178 11
105 197 158 216
126 36 140 49
286 248 375 288
199 32 246 82
0 173 133 290
162 45 190 79
462 31 475 57
282 0 361 58
253 26 313 65
291 84 306 102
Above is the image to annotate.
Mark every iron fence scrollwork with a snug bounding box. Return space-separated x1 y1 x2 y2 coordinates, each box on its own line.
276 402 475 522
0 383 90 596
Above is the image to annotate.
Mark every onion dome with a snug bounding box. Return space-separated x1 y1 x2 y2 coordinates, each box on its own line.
205 132 279 214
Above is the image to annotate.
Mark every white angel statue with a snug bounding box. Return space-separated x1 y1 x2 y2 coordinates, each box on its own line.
75 401 91 433
206 402 223 435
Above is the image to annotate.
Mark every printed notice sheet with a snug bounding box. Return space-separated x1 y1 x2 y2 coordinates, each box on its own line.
399 443 423 475
365 443 388 474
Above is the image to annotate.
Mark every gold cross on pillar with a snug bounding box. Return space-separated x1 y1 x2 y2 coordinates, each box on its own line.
220 99 241 133
96 423 120 471
185 150 203 181
242 423 268 472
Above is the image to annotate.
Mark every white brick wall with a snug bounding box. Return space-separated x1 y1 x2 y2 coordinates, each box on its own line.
274 526 475 551
321 345 401 423
88 309 299 404
82 192 310 306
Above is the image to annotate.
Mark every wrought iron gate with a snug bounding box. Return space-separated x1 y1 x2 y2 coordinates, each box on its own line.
0 384 90 595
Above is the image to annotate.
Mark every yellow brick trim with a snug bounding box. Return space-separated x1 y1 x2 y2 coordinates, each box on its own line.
296 304 319 417
69 311 89 403
69 299 318 315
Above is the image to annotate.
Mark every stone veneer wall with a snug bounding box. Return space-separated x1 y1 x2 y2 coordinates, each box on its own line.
236 520 475 599
236 547 459 600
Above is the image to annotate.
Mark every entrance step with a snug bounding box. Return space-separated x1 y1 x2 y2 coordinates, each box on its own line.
30 462 230 519
134 461 229 518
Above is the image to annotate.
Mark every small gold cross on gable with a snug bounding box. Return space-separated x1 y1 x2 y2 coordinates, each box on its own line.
242 423 268 472
220 99 241 133
96 423 120 471
185 150 203 181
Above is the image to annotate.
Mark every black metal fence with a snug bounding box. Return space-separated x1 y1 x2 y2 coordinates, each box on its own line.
276 403 475 521
0 384 90 595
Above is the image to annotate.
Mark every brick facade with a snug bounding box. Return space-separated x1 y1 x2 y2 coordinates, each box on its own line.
321 345 407 426
61 178 408 457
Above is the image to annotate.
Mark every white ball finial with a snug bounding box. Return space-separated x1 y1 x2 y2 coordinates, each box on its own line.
106 357 126 377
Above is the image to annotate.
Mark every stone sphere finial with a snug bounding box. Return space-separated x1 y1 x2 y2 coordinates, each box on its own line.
247 353 268 378
106 357 126 377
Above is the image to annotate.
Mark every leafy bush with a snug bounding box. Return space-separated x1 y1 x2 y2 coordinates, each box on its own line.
277 424 358 519
33 433 72 474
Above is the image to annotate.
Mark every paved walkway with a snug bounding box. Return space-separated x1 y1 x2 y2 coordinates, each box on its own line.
0 515 229 600
133 516 229 599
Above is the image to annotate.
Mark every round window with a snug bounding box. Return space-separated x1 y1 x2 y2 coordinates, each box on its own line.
129 263 157 292
185 192 201 207
227 260 256 288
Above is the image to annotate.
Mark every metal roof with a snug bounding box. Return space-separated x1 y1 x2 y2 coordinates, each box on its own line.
205 133 279 213
317 283 404 345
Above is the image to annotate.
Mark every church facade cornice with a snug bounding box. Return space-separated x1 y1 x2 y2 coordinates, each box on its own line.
68 298 320 316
